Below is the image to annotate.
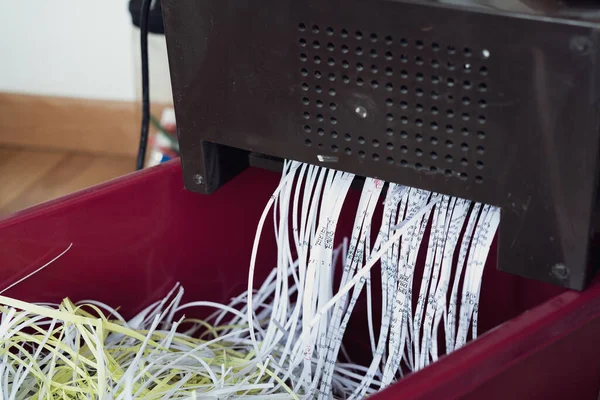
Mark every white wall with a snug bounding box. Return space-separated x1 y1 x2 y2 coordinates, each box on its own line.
0 0 173 103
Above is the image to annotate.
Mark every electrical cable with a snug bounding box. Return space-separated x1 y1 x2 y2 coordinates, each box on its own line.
136 0 152 170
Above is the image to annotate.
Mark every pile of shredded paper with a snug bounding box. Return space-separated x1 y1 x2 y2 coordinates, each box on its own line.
0 161 500 399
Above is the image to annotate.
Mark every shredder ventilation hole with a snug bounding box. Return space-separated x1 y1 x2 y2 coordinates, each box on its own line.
298 23 489 184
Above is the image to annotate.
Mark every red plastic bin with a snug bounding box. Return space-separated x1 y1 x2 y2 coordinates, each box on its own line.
1 160 599 399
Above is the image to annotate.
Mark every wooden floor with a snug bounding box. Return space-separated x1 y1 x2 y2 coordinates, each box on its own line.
0 146 135 217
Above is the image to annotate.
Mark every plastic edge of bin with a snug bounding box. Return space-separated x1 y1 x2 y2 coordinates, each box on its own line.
0 159 183 229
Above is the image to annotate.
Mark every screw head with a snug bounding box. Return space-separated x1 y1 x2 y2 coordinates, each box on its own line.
570 36 593 54
194 174 204 185
551 263 569 280
355 106 368 119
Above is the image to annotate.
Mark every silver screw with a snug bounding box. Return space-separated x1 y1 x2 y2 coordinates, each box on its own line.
551 263 569 280
355 106 368 119
194 174 204 185
570 36 593 54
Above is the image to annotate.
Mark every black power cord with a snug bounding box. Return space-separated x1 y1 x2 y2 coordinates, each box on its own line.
136 0 152 170
129 0 164 34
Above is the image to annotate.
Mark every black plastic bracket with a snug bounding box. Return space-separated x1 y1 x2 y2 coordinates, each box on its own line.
180 141 248 194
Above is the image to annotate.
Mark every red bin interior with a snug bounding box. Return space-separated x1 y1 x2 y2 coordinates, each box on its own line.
1 160 599 399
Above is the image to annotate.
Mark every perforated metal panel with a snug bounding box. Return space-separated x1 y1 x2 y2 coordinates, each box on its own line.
162 0 600 290
296 23 490 184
